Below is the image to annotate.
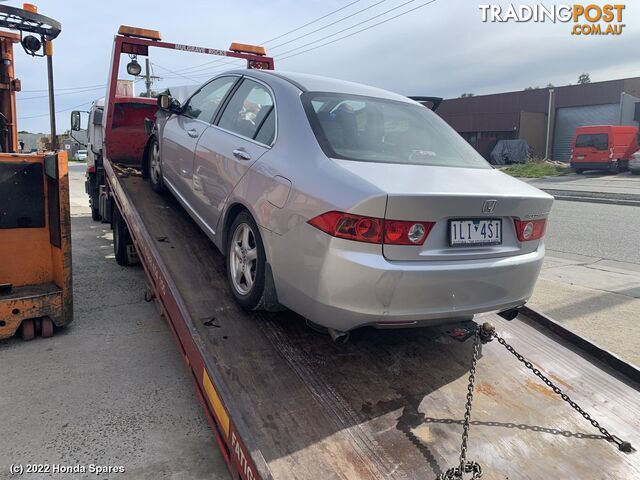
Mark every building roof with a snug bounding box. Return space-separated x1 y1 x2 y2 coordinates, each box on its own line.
437 76 640 133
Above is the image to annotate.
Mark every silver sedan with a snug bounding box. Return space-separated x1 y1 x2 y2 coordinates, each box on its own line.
148 70 553 334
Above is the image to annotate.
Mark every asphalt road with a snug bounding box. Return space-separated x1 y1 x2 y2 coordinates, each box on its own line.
545 199 640 266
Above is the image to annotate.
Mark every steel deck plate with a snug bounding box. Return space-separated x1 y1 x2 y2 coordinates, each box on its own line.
120 173 640 480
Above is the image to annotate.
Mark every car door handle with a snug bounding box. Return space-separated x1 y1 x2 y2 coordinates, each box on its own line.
233 148 251 161
187 129 199 138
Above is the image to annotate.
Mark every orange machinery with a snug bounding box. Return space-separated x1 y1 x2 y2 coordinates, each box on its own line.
0 3 71 340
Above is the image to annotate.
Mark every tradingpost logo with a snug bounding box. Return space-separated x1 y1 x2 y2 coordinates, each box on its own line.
479 4 626 35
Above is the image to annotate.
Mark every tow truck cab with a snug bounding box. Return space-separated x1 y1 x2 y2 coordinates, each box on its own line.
82 98 104 220
570 125 639 173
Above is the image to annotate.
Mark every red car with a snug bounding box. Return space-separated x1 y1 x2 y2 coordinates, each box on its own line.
570 125 639 173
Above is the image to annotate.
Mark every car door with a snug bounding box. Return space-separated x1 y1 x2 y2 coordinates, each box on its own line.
160 75 239 206
192 77 276 235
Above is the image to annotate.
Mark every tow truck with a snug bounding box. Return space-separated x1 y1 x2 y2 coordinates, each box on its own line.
74 25 640 480
0 3 72 341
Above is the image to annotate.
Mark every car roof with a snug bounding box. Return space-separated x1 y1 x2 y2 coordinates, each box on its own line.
226 69 415 104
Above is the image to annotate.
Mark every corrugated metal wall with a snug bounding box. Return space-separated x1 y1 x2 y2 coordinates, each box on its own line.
552 104 620 161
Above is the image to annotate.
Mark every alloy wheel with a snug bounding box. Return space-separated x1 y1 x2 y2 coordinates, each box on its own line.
150 141 161 183
229 223 258 295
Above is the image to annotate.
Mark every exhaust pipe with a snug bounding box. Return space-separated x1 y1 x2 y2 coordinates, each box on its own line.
327 328 350 344
498 307 520 321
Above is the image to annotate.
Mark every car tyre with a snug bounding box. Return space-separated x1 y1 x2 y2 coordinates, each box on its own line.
90 196 101 221
609 160 621 174
113 207 133 266
148 137 165 193
226 211 266 311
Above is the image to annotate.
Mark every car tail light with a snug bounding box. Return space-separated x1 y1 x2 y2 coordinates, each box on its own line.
384 220 434 245
308 211 433 245
514 219 546 241
308 211 382 243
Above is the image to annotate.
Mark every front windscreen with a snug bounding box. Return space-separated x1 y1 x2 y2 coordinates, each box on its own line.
302 92 491 169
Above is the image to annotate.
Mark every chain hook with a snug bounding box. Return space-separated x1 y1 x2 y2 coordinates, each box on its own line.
436 327 484 480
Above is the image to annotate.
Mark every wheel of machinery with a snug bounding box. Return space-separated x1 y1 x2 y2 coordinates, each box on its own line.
226 211 266 311
41 317 54 338
21 318 35 341
91 196 101 221
148 136 165 193
113 207 134 266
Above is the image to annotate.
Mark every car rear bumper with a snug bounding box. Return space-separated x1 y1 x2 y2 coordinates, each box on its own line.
272 227 545 332
570 161 612 170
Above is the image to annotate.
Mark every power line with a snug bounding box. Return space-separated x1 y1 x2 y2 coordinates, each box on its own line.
151 62 200 83
276 0 418 58
279 0 437 61
269 0 387 51
154 1 438 84
163 0 367 76
261 0 362 44
160 58 241 77
157 61 245 81
19 78 145 119
157 0 402 81
20 83 106 93
18 85 106 101
18 100 94 120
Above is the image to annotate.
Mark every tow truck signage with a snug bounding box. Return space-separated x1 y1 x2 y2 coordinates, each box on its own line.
174 43 227 56
230 428 259 480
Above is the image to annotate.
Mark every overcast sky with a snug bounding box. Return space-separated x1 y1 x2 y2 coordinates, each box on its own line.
11 0 639 133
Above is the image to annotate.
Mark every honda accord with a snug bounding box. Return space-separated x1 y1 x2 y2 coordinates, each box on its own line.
148 70 553 334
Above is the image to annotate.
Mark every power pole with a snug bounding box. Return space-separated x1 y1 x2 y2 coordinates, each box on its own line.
145 58 152 97
544 88 555 160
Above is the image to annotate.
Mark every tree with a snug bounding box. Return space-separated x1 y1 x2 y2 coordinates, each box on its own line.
459 93 475 98
577 73 591 85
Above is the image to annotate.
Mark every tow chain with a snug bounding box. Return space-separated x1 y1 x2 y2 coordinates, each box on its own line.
436 322 633 480
436 327 485 480
492 330 634 454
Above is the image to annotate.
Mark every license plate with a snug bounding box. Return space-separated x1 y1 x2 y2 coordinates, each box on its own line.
449 219 502 247
576 155 585 160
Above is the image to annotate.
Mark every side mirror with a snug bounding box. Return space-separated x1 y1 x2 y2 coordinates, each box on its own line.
158 94 170 110
70 111 81 131
157 94 181 113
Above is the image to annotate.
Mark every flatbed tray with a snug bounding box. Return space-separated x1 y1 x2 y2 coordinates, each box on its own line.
115 170 640 480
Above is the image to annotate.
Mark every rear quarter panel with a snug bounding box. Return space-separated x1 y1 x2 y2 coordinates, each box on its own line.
221 77 386 256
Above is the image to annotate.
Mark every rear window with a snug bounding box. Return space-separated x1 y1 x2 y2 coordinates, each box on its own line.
302 92 490 169
575 133 608 150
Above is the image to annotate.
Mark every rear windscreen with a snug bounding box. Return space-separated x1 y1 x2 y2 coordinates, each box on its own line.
302 92 491 168
575 133 608 150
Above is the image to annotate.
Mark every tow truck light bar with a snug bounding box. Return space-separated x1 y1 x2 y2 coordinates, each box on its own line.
229 42 266 56
118 25 162 41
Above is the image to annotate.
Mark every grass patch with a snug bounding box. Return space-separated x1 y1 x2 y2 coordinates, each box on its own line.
502 160 568 178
